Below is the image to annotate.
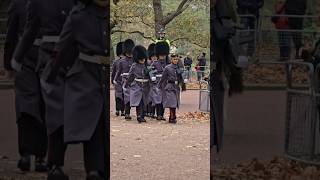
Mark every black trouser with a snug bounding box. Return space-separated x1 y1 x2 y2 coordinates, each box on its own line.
156 103 164 117
149 103 155 116
136 100 145 119
288 17 304 54
18 113 47 158
125 102 131 115
47 127 67 167
115 97 124 112
169 108 176 120
47 119 106 175
83 117 106 175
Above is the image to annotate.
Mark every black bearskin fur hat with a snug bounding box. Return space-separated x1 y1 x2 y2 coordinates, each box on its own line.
116 41 123 56
147 43 156 59
122 39 135 55
132 45 147 63
155 41 169 56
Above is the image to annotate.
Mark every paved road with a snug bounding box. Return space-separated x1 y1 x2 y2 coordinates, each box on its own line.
0 89 209 179
0 89 288 179
213 91 286 167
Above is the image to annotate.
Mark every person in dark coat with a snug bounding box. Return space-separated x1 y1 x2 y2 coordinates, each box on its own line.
11 0 75 179
236 0 264 56
125 45 150 123
111 41 125 116
285 0 307 58
149 41 170 121
158 53 186 124
212 0 243 153
114 39 135 120
196 52 207 81
146 43 157 118
183 53 192 79
3 0 47 172
45 0 109 179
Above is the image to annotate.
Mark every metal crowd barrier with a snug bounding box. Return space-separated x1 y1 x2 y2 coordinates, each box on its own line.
283 61 318 164
257 15 320 62
198 80 210 112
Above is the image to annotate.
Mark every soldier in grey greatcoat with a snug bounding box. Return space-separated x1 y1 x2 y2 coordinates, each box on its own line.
111 41 125 116
45 0 109 179
10 0 75 179
125 45 150 123
146 43 157 118
3 0 47 172
149 41 170 120
114 39 135 120
158 53 186 124
211 0 243 153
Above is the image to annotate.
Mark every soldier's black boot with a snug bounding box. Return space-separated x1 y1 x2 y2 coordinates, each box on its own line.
17 155 31 171
121 111 125 116
169 108 177 124
137 117 146 123
35 157 48 172
125 114 132 120
86 171 103 180
136 107 146 123
115 111 120 116
47 166 69 180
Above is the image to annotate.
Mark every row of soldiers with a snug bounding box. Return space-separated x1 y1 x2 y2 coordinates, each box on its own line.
4 0 109 179
111 39 186 124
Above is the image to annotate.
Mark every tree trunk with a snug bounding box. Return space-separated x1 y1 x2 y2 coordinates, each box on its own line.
153 0 165 38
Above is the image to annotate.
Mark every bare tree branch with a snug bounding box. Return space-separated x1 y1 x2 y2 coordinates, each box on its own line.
162 0 192 26
111 30 155 41
171 37 208 49
140 16 154 29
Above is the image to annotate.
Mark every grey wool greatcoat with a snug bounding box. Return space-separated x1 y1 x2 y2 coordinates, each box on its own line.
53 3 108 143
114 57 133 104
148 59 166 106
111 58 123 100
12 0 75 135
126 63 150 107
4 0 45 124
158 64 181 108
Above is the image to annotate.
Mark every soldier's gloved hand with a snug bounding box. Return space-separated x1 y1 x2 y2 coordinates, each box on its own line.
40 78 54 94
11 58 22 72
113 80 117 85
151 76 156 82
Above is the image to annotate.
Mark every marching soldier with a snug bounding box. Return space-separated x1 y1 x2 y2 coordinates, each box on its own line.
158 53 186 124
10 0 75 179
149 41 170 120
211 0 242 152
125 45 150 123
114 39 135 120
146 43 157 118
3 0 47 172
45 0 109 179
111 41 125 116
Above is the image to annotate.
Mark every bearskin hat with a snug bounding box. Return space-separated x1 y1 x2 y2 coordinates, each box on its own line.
147 43 155 59
116 41 123 56
155 41 169 56
132 45 147 63
122 39 135 55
